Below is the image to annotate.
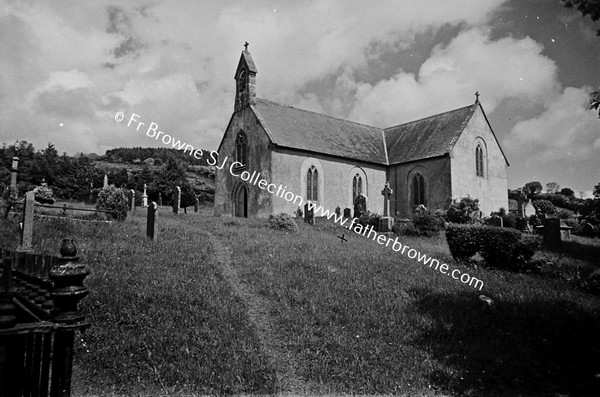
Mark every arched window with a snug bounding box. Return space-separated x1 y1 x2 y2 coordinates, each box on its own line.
235 131 247 165
476 144 484 177
238 69 246 95
307 166 318 201
352 174 362 199
412 173 425 207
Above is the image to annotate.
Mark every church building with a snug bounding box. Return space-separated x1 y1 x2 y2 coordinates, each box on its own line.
214 48 509 218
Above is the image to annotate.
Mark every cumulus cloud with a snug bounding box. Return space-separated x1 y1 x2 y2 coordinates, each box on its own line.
505 87 600 164
348 28 560 126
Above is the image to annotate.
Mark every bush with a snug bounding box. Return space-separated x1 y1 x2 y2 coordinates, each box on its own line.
294 206 303 219
445 224 481 260
533 199 556 216
96 186 128 221
267 213 298 233
33 185 55 204
445 225 541 271
446 197 481 224
411 211 444 237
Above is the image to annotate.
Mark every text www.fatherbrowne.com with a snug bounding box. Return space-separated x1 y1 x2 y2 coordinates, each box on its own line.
210 154 484 291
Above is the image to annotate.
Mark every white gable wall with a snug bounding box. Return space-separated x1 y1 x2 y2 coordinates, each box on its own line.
450 106 508 216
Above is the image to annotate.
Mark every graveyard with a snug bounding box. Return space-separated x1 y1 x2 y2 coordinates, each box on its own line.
1 201 599 396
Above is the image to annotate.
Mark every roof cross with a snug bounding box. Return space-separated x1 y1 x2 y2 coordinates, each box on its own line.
244 41 249 51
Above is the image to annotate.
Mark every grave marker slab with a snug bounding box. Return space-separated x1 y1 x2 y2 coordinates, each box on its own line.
173 186 181 214
19 191 35 251
304 203 315 224
147 202 158 240
129 189 135 211
343 207 351 218
542 218 561 248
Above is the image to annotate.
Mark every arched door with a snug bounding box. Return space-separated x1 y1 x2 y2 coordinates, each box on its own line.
233 184 248 217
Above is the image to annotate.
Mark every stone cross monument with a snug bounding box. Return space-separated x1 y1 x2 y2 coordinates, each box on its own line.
379 181 394 233
103 174 108 188
142 184 148 207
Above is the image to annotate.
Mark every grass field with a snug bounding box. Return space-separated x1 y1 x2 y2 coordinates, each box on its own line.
1 208 599 396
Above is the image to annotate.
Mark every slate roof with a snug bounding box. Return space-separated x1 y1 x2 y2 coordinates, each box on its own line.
384 104 477 165
234 51 258 77
248 98 495 166
252 98 388 164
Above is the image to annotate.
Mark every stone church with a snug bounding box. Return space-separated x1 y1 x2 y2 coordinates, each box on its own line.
214 49 509 218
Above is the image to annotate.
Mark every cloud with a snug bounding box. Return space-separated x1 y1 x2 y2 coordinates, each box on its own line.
505 87 600 164
348 28 560 126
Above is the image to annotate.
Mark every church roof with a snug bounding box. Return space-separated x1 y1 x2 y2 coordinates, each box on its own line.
252 98 388 164
234 51 258 77
384 104 477 165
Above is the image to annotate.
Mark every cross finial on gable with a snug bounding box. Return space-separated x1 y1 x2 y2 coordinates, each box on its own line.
244 41 249 51
475 91 480 103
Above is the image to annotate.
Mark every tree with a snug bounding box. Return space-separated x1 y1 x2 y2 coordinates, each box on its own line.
562 0 600 34
594 182 600 198
591 89 600 118
523 181 543 199
560 187 575 197
546 182 560 194
533 199 557 216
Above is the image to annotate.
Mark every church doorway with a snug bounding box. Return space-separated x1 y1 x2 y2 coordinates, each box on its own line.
232 183 248 217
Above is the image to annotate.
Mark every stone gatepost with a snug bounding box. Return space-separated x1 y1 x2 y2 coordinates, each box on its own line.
378 181 394 233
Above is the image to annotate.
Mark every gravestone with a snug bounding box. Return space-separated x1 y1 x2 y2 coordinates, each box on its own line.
88 182 93 203
173 186 181 214
158 192 163 206
129 189 135 211
304 203 315 225
103 174 108 188
343 207 351 218
142 184 148 207
19 191 35 252
353 194 367 219
194 196 199 213
378 181 394 233
542 217 561 248
335 206 341 217
147 202 158 241
489 215 503 227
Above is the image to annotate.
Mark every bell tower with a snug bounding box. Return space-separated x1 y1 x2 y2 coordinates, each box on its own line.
234 42 258 112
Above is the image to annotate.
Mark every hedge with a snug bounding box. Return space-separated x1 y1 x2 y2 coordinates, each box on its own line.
445 224 540 271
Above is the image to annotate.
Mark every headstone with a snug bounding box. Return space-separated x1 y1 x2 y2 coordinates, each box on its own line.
353 194 367 218
142 184 148 207
158 192 163 206
489 215 503 227
379 181 394 233
343 207 351 218
173 186 181 214
103 174 108 188
19 191 35 252
147 202 158 241
88 182 93 203
10 156 18 199
542 217 561 248
335 206 341 216
129 189 135 211
304 203 314 225
194 196 199 213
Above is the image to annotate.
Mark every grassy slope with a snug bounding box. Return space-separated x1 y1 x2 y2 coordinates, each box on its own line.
1 210 599 396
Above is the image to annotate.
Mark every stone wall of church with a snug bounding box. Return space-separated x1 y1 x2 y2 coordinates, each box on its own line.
388 157 452 218
450 106 508 216
214 108 273 217
270 148 387 216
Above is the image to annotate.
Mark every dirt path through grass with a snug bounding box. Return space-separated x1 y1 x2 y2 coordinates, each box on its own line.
207 231 314 395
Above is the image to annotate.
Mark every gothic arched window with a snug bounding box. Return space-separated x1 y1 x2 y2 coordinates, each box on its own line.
412 173 425 207
476 144 484 177
307 166 318 201
238 69 246 95
235 131 247 165
352 174 363 199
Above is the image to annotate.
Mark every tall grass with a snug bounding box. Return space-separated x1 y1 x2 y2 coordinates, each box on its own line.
1 210 599 395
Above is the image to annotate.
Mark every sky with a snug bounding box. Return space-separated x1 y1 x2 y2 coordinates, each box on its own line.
1 0 599 196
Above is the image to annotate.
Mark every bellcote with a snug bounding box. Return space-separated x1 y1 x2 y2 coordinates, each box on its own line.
234 43 258 112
